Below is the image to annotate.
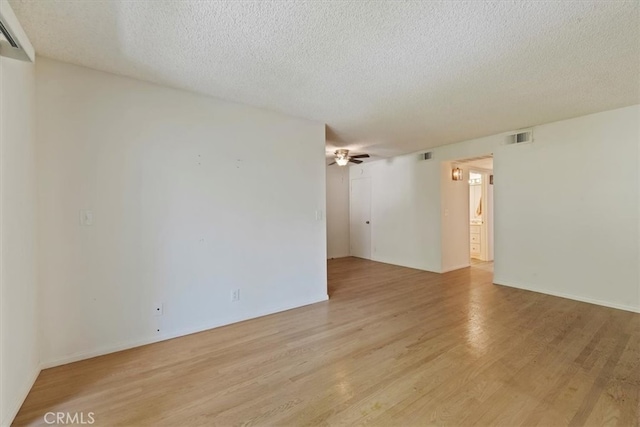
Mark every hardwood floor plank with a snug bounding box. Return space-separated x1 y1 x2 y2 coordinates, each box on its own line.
13 257 640 426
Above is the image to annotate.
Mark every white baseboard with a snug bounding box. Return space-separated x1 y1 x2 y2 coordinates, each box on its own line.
440 263 471 273
327 254 350 259
493 278 640 313
41 294 329 369
1 364 40 427
370 255 440 274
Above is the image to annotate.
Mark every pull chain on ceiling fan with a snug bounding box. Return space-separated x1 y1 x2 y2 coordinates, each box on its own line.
328 149 370 166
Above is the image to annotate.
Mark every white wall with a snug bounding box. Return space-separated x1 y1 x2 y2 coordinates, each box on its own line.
36 58 328 367
486 176 494 261
351 105 640 312
349 156 442 272
0 57 40 426
494 106 639 312
441 162 470 272
326 166 349 258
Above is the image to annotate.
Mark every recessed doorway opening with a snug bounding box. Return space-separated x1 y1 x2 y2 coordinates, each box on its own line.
441 155 494 276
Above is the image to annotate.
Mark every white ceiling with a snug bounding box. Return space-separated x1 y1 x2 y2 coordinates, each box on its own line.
10 0 640 157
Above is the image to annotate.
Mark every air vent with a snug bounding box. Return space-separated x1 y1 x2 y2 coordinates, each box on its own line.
422 152 433 160
506 130 533 145
0 20 17 48
0 0 35 62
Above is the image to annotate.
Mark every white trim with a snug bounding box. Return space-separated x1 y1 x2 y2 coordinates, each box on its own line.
41 294 329 369
1 364 40 427
440 263 471 273
327 253 351 259
370 255 440 274
493 278 640 313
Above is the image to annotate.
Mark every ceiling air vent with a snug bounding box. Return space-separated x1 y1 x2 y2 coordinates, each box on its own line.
421 152 433 160
506 129 533 145
0 0 35 62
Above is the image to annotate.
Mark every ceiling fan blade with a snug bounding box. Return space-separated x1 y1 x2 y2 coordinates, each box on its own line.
350 154 370 159
349 159 363 164
328 161 336 165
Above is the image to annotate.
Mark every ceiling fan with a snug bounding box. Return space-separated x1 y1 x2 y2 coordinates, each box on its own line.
328 149 370 166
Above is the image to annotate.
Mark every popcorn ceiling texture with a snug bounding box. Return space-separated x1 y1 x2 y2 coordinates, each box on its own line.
10 0 640 156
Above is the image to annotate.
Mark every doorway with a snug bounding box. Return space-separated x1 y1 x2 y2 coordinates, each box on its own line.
443 155 494 274
350 177 371 259
468 168 493 262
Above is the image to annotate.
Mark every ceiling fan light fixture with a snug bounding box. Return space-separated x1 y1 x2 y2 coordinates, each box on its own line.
329 149 369 166
335 149 350 166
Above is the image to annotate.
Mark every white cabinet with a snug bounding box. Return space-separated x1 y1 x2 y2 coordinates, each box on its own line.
470 225 481 257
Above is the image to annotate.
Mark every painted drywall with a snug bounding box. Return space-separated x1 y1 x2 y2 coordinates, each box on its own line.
493 106 639 312
36 58 327 367
326 166 349 258
349 155 442 272
351 105 640 312
440 162 470 272
486 176 494 261
0 57 40 426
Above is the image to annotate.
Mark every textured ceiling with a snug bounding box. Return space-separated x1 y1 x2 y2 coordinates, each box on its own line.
10 0 640 157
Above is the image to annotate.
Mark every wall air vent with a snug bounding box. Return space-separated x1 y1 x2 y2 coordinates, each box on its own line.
0 0 35 62
0 20 18 48
506 129 533 145
421 152 433 160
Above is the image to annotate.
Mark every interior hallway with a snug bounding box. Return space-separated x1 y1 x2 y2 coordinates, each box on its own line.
14 258 639 426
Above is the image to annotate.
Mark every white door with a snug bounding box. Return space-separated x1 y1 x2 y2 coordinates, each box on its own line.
350 177 371 259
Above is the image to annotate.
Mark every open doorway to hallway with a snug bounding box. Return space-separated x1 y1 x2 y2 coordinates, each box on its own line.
442 155 494 276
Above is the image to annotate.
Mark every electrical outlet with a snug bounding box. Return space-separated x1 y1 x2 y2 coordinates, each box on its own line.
153 302 163 316
231 289 240 302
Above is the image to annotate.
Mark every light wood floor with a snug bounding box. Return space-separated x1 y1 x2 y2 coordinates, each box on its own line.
14 257 640 426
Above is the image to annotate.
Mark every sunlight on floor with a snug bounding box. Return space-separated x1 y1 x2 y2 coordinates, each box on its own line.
471 259 493 273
